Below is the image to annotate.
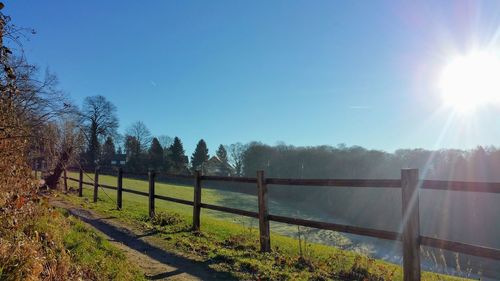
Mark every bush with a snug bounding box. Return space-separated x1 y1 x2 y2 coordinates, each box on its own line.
150 211 184 226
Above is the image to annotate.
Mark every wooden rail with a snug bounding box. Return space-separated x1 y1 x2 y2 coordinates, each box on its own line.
268 214 401 241
422 179 500 193
266 178 401 188
63 167 500 281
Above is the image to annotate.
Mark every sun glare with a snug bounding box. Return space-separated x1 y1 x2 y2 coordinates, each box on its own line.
440 51 500 112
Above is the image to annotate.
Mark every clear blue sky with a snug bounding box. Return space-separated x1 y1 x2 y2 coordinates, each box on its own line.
5 1 500 155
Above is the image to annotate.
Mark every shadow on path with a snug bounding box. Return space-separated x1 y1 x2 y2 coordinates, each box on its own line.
53 201 235 281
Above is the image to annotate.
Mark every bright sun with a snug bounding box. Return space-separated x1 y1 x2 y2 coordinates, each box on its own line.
440 51 500 112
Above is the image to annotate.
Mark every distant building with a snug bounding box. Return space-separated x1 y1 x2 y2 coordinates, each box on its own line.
203 156 234 176
111 154 126 166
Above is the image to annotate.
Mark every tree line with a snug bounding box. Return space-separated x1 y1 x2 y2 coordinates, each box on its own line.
30 90 500 187
69 94 500 182
75 95 245 175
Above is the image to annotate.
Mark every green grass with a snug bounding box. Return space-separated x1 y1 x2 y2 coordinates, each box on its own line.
49 208 147 280
59 211 146 280
63 172 468 281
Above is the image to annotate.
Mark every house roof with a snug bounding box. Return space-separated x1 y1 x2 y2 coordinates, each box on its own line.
205 156 233 169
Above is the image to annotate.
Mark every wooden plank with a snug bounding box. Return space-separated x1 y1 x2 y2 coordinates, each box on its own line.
78 169 83 197
268 214 400 241
422 180 500 193
148 170 156 219
159 173 195 179
266 178 401 188
201 175 257 183
155 194 194 206
98 183 117 190
117 168 123 210
122 171 149 177
121 188 149 197
192 171 202 231
420 236 500 261
401 169 421 281
93 168 99 203
257 170 271 252
200 203 258 218
66 177 80 182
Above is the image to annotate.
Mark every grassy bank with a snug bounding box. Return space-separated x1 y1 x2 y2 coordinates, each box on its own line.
0 197 145 281
49 207 146 280
63 172 468 281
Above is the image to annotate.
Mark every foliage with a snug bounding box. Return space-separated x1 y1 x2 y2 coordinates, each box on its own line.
125 121 151 152
168 136 188 174
100 136 115 166
227 142 246 176
191 139 209 171
124 135 144 172
216 144 228 163
80 95 118 167
0 6 143 280
148 137 164 171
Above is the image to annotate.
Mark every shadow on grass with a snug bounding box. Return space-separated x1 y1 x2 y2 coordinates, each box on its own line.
64 207 236 281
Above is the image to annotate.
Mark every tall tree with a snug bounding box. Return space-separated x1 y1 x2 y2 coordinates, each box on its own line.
228 142 247 176
124 135 143 172
125 121 152 152
191 139 209 171
158 135 173 149
80 95 118 167
148 137 164 171
101 136 115 167
0 8 80 189
168 136 187 174
216 144 228 163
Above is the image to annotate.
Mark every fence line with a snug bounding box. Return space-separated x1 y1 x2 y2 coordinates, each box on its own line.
62 167 500 281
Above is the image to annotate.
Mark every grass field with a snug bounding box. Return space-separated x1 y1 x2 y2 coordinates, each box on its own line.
66 171 352 246
62 171 469 281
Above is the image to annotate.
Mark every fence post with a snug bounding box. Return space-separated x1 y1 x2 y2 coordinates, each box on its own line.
148 169 156 219
63 169 68 191
117 167 123 210
401 169 421 281
257 170 271 252
192 170 202 231
93 167 99 203
78 168 83 197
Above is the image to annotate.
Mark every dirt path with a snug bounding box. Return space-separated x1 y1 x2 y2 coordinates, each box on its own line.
51 199 234 281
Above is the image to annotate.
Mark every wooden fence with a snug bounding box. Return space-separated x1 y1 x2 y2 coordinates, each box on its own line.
62 167 500 281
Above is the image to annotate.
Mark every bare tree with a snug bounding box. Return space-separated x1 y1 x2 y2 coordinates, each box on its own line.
43 116 85 188
158 134 173 149
125 121 152 152
227 142 247 176
0 5 80 189
80 95 118 166
1 20 72 142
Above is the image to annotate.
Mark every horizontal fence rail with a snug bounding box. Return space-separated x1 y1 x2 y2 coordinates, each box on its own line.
201 203 259 218
62 167 500 281
201 175 257 183
420 236 500 261
422 180 500 193
266 178 402 188
268 214 401 241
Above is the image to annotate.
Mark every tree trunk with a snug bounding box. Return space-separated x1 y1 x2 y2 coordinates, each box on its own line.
44 147 72 189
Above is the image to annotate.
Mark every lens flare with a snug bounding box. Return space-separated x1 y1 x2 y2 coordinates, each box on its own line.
439 51 500 112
